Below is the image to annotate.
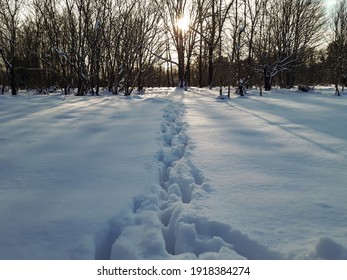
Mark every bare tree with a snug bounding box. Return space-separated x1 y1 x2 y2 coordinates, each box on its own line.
242 0 264 87
134 1 164 91
0 0 23 95
203 0 234 88
0 62 6 93
87 0 108 96
102 0 138 94
327 0 347 96
34 0 73 94
196 0 209 87
0 0 333 95
155 0 190 88
275 0 325 88
251 0 324 91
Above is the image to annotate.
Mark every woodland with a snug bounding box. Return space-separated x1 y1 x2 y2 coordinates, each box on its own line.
0 0 346 96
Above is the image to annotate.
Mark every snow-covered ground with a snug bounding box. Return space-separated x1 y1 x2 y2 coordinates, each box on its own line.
1 87 346 260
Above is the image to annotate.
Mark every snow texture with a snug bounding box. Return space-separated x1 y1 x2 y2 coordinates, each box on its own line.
1 87 347 260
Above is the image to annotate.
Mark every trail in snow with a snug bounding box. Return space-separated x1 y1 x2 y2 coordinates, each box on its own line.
95 94 282 260
156 100 281 259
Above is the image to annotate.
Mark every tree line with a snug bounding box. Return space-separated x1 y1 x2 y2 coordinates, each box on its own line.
0 0 345 96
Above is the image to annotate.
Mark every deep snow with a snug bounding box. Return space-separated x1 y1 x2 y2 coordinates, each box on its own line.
0 87 346 260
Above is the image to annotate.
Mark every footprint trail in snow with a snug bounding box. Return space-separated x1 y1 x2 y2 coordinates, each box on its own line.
95 99 282 260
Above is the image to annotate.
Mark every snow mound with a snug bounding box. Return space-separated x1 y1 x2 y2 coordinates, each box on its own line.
313 238 347 260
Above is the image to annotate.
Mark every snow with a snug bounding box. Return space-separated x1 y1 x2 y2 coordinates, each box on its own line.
0 87 347 260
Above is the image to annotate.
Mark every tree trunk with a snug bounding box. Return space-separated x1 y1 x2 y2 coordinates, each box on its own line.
208 0 216 88
335 83 341 96
283 71 295 89
186 57 191 87
198 7 203 88
137 60 143 91
166 62 170 87
208 45 214 88
10 66 16 95
94 55 101 96
178 31 185 88
76 75 84 96
264 75 272 91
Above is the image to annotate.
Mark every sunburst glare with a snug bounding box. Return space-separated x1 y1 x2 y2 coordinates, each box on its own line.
177 16 190 32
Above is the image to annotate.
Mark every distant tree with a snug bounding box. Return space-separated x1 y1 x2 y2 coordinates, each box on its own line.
102 0 125 93
204 0 234 88
0 0 335 95
87 0 108 96
196 0 209 87
134 1 164 92
18 0 53 90
33 0 72 94
0 0 23 95
103 0 140 94
327 0 347 96
276 0 325 88
0 61 7 94
296 49 330 86
154 0 190 88
243 0 266 87
251 0 324 91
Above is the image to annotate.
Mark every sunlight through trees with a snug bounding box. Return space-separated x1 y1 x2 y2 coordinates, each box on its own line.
0 0 339 95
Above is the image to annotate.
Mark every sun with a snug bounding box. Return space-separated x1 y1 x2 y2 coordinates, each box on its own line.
177 16 190 32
